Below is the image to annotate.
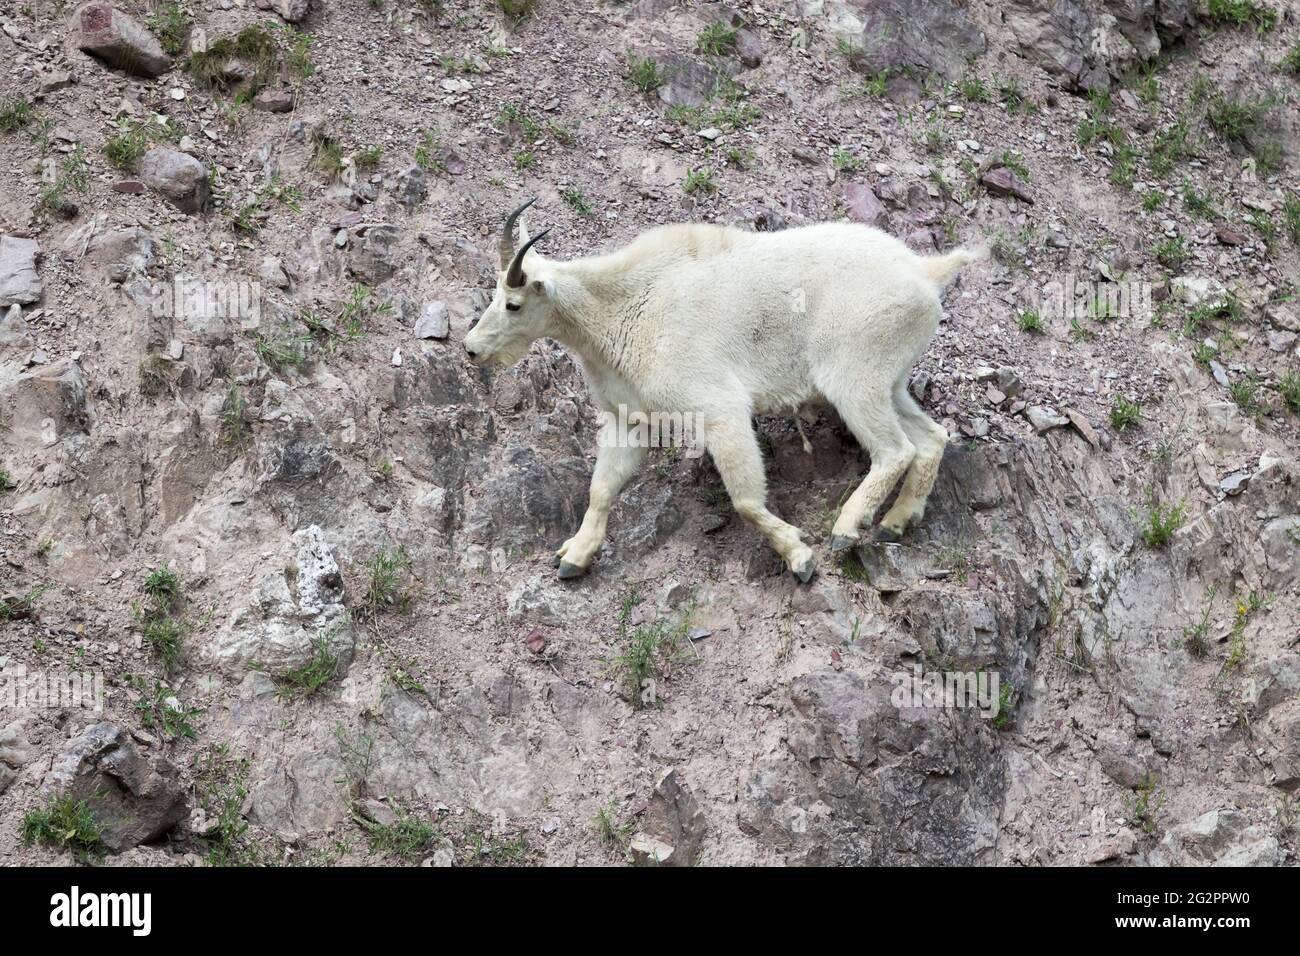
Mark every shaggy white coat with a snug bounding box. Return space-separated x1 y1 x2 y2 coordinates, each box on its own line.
464 219 982 581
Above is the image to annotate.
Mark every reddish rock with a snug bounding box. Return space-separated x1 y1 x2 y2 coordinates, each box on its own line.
980 165 1033 204
1215 228 1246 246
68 2 171 78
843 182 887 227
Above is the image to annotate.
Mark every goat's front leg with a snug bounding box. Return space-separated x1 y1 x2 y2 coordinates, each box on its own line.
555 438 646 579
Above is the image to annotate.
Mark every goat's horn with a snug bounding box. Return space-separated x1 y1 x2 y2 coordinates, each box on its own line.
499 197 537 268
505 227 552 288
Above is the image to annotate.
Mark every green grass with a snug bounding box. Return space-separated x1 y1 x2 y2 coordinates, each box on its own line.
609 600 691 710
627 54 665 95
961 76 992 102
1149 121 1190 178
1110 396 1142 431
0 468 14 491
311 135 345 180
1140 496 1186 549
1017 310 1045 333
360 546 415 618
132 676 202 740
1123 775 1163 834
1204 0 1277 31
592 801 633 852
255 327 311 369
991 682 1015 731
1153 236 1187 271
276 633 341 699
355 804 438 861
21 796 106 863
1279 372 1300 413
0 95 33 133
195 746 259 866
1205 94 1279 169
562 186 594 216
1281 42 1300 75
1228 373 1262 416
1142 190 1165 211
148 2 190 55
287 31 314 78
144 566 181 605
683 167 717 196
695 23 737 57
414 129 442 172
188 24 280 95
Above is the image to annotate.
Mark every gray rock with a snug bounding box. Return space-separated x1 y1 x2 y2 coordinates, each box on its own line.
255 0 310 23
650 53 729 108
68 2 172 78
348 225 401 285
1024 405 1069 433
87 226 154 283
0 304 33 349
207 525 355 677
1146 809 1279 866
815 0 985 80
391 165 427 209
415 300 450 340
632 768 707 867
41 722 187 852
0 720 32 795
0 236 42 307
252 88 296 113
139 148 210 213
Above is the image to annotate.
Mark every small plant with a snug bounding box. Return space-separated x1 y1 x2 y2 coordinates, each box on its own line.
960 76 991 103
496 0 536 23
695 23 737 57
1152 236 1186 271
832 148 859 172
1142 190 1165 211
1281 42 1300 75
1016 310 1045 333
609 600 691 710
144 566 181 606
561 186 593 216
1182 589 1215 659
1228 373 1261 416
355 803 438 861
0 468 14 491
1123 774 1163 834
1109 396 1142 431
1140 495 1186 549
311 134 345 180
1149 121 1190 178
1279 371 1300 413
195 746 259 866
187 24 280 95
1181 183 1217 219
360 546 415 618
998 76 1034 114
255 327 310 370
514 150 535 170
0 94 33 133
683 167 717 196
627 55 665 95
991 682 1015 731
287 31 314 78
1204 0 1277 31
592 801 632 853
414 129 442 173
220 387 249 445
355 145 383 172
21 796 105 863
275 632 341 699
148 2 190 55
132 676 202 740
1282 194 1300 246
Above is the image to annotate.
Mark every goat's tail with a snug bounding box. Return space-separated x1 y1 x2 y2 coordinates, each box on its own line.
920 243 988 290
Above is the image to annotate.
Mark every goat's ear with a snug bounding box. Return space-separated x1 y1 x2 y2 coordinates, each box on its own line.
531 277 555 299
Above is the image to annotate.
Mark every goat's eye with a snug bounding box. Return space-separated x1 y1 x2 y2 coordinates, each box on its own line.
505 302 521 312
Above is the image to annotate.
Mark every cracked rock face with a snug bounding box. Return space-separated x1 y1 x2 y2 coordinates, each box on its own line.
206 526 354 676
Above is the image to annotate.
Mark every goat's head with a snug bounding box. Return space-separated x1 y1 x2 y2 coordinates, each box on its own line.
464 198 556 366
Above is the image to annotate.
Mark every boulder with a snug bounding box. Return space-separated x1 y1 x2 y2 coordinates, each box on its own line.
41 722 188 852
139 148 210 213
0 236 42 307
68 2 171 77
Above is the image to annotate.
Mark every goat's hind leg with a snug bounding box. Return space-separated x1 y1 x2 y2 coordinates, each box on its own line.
877 381 949 540
822 382 916 551
706 414 815 582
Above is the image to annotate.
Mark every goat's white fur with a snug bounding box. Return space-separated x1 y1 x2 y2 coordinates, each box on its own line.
465 218 983 581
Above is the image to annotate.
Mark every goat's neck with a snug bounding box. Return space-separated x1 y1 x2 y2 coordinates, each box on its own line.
546 259 650 379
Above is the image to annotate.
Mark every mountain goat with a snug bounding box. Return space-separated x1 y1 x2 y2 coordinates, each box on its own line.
464 198 983 583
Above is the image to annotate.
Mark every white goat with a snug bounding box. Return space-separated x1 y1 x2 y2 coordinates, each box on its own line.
465 199 983 582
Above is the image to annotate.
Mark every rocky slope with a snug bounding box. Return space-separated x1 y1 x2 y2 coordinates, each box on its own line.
1 0 1298 866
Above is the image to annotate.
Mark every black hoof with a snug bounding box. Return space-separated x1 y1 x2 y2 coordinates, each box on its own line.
557 560 588 580
791 558 815 584
828 534 859 554
872 525 903 544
